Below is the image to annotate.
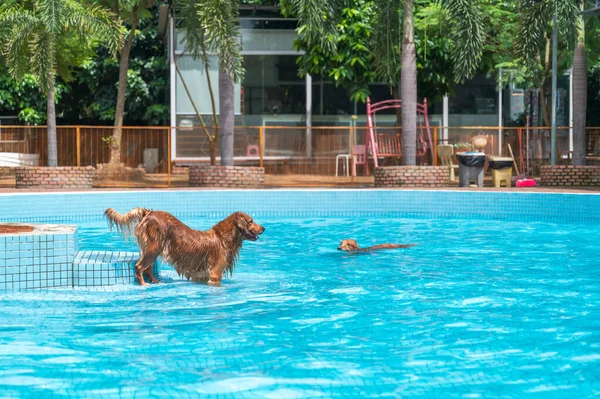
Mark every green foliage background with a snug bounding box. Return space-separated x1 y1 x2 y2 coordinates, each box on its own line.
0 4 168 126
3 0 600 126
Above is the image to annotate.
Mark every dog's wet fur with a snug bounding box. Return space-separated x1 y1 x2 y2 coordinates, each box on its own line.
337 239 415 252
105 208 264 286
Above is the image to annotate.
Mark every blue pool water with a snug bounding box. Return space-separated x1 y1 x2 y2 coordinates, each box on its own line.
0 216 599 398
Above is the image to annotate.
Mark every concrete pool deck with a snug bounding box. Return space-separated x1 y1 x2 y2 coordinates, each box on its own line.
1 186 600 194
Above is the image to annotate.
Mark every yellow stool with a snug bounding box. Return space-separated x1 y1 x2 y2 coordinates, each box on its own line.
492 168 512 187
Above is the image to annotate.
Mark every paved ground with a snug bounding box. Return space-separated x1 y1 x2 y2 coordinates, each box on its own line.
1 173 599 193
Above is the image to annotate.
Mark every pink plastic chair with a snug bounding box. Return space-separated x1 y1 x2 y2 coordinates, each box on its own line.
352 145 367 176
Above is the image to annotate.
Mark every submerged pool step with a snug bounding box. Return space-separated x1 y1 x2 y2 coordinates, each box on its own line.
73 250 159 287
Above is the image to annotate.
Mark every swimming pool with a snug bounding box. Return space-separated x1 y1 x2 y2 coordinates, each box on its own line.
0 189 599 397
1 199 599 398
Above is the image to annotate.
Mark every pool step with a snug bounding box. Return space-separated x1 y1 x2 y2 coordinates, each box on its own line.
73 251 159 287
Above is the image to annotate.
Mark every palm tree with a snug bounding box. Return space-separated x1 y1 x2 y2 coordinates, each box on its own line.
573 0 586 165
401 0 417 164
515 0 581 163
175 0 244 166
406 0 485 165
0 0 122 167
293 0 485 165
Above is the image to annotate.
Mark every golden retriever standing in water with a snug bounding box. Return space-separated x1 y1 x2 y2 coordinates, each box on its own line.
105 208 265 286
338 239 415 252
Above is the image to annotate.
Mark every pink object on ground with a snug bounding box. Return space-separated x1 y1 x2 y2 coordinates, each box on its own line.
516 178 537 187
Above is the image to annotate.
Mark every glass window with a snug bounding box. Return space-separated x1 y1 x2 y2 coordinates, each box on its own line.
175 55 241 116
241 55 306 115
355 84 397 116
240 19 298 52
449 75 497 115
311 76 354 116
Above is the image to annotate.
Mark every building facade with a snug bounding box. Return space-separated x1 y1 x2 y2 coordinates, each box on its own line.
161 6 572 161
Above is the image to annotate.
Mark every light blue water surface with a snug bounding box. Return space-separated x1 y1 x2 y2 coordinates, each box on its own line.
0 216 599 398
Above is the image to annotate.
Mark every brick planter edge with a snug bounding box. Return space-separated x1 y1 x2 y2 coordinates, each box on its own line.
540 165 600 186
15 166 96 189
374 166 450 188
189 165 265 188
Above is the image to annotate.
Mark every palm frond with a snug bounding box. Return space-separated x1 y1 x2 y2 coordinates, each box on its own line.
445 0 485 82
198 0 244 82
175 0 208 62
63 0 124 57
283 0 342 54
371 0 402 85
30 28 56 89
514 0 550 73
555 0 579 48
0 9 47 82
37 0 63 33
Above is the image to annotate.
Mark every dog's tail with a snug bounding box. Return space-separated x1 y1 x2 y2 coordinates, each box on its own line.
104 207 150 240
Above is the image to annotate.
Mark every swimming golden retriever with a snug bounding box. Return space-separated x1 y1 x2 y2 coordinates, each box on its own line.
338 239 415 252
105 208 264 286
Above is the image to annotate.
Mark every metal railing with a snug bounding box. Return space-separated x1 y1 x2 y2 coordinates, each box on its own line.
1 125 598 187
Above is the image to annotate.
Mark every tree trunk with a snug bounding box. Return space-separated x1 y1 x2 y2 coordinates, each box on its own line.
572 3 586 166
202 44 219 130
47 80 58 167
392 83 402 127
219 68 235 166
540 81 551 127
203 46 219 165
110 10 138 166
540 36 551 127
401 0 417 166
169 5 216 164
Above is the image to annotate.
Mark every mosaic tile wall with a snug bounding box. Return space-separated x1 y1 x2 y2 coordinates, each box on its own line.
0 189 598 223
73 251 159 287
0 224 76 290
0 189 598 290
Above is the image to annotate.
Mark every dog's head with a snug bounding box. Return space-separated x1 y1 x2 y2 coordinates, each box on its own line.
338 239 359 251
232 212 265 242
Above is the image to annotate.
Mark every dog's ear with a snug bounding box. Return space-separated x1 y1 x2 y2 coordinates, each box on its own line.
347 239 359 250
339 239 359 250
233 212 249 230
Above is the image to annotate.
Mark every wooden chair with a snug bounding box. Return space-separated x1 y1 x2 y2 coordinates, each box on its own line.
437 144 458 182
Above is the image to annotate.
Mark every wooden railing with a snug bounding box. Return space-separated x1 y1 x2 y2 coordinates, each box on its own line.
0 125 598 186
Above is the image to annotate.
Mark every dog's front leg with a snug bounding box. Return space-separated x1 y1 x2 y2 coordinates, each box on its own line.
135 247 160 286
207 279 221 287
207 262 225 286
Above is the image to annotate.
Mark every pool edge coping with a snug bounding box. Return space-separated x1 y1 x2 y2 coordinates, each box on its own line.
1 188 600 197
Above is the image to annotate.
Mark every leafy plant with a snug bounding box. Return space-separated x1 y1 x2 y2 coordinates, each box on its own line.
291 0 375 103
0 0 123 166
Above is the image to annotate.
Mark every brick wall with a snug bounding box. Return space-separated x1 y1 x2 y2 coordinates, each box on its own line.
15 166 96 189
189 165 265 188
0 167 14 177
540 165 600 186
172 165 189 175
374 166 451 188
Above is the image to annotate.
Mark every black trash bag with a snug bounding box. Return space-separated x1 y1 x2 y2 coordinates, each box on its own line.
488 159 513 170
456 153 486 167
